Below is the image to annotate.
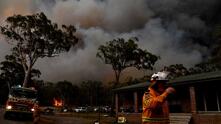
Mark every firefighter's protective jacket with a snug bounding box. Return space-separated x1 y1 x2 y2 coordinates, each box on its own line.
142 88 169 124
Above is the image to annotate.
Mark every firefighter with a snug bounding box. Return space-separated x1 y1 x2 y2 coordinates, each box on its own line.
142 71 175 124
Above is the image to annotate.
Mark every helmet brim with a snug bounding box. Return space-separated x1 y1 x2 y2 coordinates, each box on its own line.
149 80 168 88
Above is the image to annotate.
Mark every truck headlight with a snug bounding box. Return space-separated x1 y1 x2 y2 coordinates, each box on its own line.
6 105 12 110
31 108 35 112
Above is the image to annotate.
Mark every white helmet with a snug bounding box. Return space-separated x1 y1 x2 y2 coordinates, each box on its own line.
151 71 169 81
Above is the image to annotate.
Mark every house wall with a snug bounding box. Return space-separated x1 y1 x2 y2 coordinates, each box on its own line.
117 90 145 113
115 81 221 124
118 92 134 112
118 112 221 124
169 86 191 113
193 113 221 124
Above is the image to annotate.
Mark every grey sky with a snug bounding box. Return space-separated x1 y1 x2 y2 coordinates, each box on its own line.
0 0 220 83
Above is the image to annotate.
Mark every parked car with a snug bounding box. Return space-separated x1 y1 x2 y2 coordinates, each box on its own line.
93 107 99 112
61 106 73 113
94 106 111 113
86 106 94 112
74 107 87 112
120 106 134 113
103 106 111 113
43 107 54 115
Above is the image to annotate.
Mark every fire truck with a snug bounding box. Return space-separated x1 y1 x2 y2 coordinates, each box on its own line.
4 86 38 119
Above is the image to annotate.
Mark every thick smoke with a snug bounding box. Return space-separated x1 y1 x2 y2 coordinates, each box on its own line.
51 0 154 32
0 0 33 61
36 28 114 83
0 0 32 18
0 0 220 83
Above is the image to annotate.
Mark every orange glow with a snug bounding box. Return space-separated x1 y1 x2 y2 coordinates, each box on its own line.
53 98 63 107
2 0 31 17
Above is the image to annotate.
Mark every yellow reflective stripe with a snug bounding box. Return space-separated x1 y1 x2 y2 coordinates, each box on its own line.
144 99 150 106
142 117 169 122
143 95 150 105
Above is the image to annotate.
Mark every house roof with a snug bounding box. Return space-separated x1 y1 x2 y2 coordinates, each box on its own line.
168 70 221 86
113 71 221 92
113 82 150 92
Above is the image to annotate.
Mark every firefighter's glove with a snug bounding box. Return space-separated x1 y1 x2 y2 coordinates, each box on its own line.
165 87 175 94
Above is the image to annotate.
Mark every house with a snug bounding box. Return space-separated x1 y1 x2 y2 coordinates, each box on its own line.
113 71 221 124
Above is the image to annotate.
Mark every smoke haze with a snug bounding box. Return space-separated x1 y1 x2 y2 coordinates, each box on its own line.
0 0 220 83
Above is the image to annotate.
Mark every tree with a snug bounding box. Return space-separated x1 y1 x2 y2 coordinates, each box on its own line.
80 80 103 106
206 24 221 70
189 62 221 74
55 80 77 106
0 12 78 87
97 38 158 86
163 64 190 79
0 54 41 89
0 53 41 105
37 82 56 106
0 78 9 105
163 63 220 80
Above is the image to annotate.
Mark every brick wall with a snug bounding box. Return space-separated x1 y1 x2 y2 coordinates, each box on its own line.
118 112 221 124
194 113 221 124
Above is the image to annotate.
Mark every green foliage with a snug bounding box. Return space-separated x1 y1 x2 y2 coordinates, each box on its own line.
0 54 41 88
0 53 42 105
0 12 78 87
207 24 221 69
55 80 78 106
36 80 111 106
0 78 9 105
114 76 145 88
97 37 158 85
80 80 103 106
37 82 56 106
189 61 221 74
163 62 221 80
163 64 189 79
0 12 78 57
0 55 24 87
79 80 112 106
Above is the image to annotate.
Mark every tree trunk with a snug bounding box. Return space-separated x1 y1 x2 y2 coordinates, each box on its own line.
23 67 31 87
7 82 11 92
114 70 121 86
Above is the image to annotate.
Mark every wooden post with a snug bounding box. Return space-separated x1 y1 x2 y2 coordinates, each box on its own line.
134 91 138 113
216 91 220 111
189 86 197 113
115 93 119 116
203 94 207 111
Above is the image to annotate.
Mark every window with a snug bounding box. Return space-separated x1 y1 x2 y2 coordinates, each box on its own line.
196 85 220 112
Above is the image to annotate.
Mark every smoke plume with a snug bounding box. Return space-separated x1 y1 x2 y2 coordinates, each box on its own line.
0 0 221 83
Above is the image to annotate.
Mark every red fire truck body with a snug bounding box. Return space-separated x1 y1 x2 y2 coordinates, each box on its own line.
4 86 37 119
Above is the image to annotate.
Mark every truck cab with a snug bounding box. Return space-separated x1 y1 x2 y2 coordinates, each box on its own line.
4 86 38 119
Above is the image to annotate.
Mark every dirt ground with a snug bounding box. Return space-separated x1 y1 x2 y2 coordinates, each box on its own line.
38 112 116 124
